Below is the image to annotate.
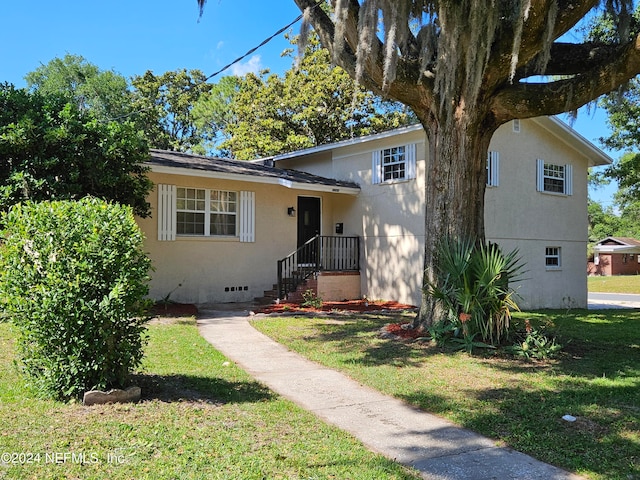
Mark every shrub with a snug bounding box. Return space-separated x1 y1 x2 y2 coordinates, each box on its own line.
0 198 151 400
426 236 525 347
505 319 563 360
301 289 323 309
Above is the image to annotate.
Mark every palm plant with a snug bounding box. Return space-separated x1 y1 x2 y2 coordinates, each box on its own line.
425 237 525 346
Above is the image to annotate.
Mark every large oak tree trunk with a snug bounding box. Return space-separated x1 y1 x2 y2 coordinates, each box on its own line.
414 110 498 327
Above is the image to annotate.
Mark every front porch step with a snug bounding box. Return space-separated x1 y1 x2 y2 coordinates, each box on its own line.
254 278 319 305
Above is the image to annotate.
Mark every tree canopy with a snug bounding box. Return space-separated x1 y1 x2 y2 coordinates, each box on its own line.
25 54 131 123
0 84 152 217
130 69 212 152
220 35 415 159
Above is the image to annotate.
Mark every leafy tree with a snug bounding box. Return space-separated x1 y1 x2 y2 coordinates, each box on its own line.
0 84 152 217
587 197 640 258
588 200 623 243
25 54 131 122
221 35 415 159
130 69 212 152
191 75 242 156
199 0 640 325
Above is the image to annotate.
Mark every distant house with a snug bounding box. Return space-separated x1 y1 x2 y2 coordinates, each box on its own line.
137 116 611 309
589 237 640 276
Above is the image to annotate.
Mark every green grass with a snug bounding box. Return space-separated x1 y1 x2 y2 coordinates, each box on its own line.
252 310 640 480
0 318 421 480
589 275 640 293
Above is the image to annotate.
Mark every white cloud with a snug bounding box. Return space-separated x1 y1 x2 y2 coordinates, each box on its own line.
216 41 224 50
230 55 262 76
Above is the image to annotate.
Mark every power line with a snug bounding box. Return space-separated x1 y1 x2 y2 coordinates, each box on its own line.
106 1 324 124
204 12 304 81
203 0 325 81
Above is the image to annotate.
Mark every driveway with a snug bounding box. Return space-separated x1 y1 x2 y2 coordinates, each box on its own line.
588 292 640 309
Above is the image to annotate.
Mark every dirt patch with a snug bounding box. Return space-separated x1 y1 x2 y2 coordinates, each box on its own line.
149 302 198 318
255 300 416 315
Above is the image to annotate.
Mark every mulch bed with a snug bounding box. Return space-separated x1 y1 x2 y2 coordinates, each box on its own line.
254 299 416 315
382 322 426 340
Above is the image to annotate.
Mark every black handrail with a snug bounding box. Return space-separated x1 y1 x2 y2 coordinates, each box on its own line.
277 235 360 299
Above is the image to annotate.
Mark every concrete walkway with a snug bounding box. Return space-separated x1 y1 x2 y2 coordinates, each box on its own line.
197 306 583 480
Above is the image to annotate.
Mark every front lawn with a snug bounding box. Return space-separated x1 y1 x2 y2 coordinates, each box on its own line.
252 309 640 480
0 318 421 480
589 275 640 294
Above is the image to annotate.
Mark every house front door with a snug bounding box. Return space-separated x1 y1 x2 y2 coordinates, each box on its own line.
297 196 321 264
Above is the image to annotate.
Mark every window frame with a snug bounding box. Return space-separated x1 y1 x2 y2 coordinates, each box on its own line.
176 187 238 238
372 143 417 184
545 246 562 270
536 160 573 196
381 145 407 181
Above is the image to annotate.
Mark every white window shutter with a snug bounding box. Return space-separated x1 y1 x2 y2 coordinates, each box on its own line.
487 151 499 187
239 191 255 243
564 164 573 196
372 150 381 184
157 184 176 241
536 159 544 192
406 143 417 180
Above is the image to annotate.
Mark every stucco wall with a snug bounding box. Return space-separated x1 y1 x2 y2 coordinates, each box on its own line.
138 171 356 305
278 119 592 309
485 120 590 309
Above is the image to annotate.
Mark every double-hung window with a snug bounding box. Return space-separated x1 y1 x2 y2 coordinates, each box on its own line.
536 160 573 195
176 187 237 236
372 143 417 184
158 185 254 242
545 247 561 269
382 146 407 181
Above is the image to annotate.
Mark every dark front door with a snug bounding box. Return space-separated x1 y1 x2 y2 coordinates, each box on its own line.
297 197 321 264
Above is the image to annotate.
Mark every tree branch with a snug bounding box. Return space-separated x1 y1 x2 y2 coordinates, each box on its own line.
292 0 433 113
492 34 640 120
519 42 628 77
486 0 600 83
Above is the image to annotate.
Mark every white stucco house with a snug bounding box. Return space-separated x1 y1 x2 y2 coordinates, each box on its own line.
136 116 611 309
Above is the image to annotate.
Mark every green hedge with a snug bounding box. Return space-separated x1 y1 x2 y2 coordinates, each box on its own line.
0 198 151 400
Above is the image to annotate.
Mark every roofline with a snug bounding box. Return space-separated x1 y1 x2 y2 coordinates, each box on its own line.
596 236 640 247
148 164 360 195
534 116 612 167
271 124 425 161
270 117 612 167
594 245 640 253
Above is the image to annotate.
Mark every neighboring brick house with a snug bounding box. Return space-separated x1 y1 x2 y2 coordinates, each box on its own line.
589 237 640 276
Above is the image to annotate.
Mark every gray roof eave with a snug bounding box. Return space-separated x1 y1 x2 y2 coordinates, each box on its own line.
147 163 360 195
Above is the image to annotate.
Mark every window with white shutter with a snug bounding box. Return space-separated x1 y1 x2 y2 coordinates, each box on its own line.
157 185 255 242
372 143 417 184
536 160 573 195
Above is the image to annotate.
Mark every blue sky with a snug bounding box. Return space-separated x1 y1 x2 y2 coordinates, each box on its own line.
0 0 620 205
0 1 301 86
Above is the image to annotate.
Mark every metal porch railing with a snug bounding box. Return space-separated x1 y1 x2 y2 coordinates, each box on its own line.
277 235 360 299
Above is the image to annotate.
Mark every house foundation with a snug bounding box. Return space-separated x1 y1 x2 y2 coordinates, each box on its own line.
316 271 361 301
